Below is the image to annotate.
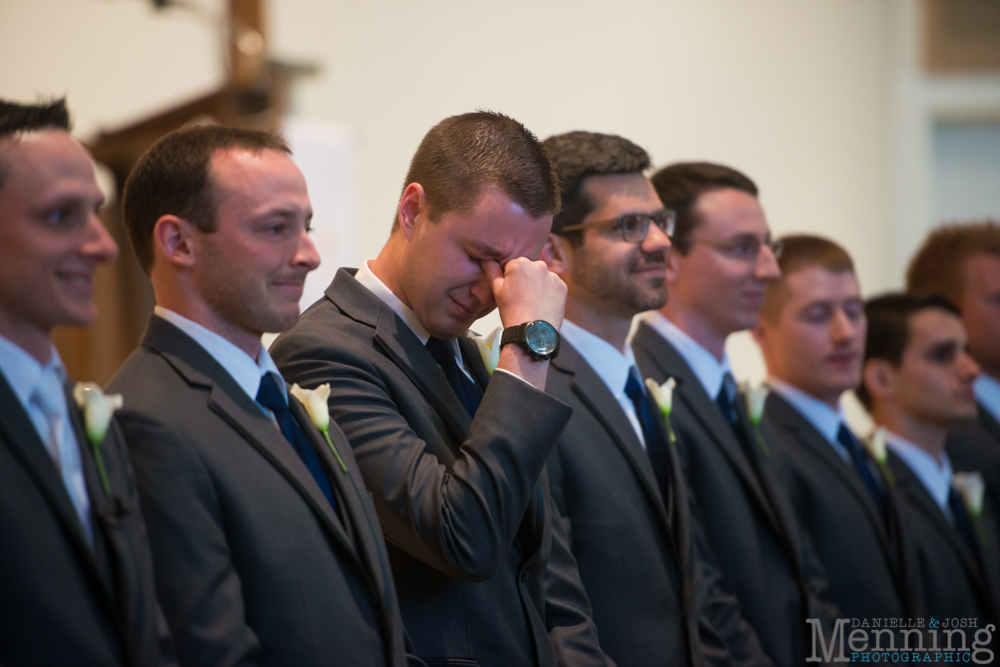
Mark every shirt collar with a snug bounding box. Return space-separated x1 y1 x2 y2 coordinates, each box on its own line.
640 310 732 398
974 373 1000 425
560 319 637 399
355 259 432 345
354 260 465 364
766 377 846 448
885 430 953 510
0 333 65 409
154 306 283 402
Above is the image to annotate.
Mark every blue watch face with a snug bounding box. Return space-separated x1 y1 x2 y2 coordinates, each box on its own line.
525 321 558 354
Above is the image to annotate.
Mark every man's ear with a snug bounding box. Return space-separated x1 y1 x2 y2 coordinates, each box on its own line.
863 358 895 402
397 182 428 242
153 215 197 268
540 232 571 277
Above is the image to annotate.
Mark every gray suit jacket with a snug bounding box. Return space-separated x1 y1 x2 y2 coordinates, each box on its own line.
545 341 772 667
763 393 913 621
108 315 414 667
0 372 175 667
888 451 1000 632
632 322 834 667
947 403 1000 541
271 268 608 667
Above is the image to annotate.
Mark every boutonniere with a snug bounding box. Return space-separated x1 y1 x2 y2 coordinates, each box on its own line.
469 327 502 375
644 377 677 442
863 427 896 487
741 383 772 460
289 383 348 474
72 382 121 496
953 471 988 544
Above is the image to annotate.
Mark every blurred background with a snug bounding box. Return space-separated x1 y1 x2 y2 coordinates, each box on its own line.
2 0 999 416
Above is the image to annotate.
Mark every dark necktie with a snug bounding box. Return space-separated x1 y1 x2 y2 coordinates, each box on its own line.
426 336 482 417
257 373 339 515
716 372 761 464
624 368 672 511
837 424 884 512
948 486 981 562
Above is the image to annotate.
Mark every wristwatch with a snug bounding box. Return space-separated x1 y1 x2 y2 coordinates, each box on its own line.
500 320 560 361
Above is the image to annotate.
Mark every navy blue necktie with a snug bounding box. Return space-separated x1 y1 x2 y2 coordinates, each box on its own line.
716 372 760 463
948 487 981 561
624 368 672 508
426 337 482 417
837 424 884 513
256 373 339 515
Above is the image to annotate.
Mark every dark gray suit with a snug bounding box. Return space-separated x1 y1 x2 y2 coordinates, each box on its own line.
947 403 1000 540
271 268 608 667
632 322 834 667
545 340 772 667
763 393 913 622
0 372 175 667
888 451 1000 633
108 315 415 667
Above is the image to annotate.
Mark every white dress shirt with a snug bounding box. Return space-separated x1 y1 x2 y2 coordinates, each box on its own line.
766 378 852 463
0 334 93 545
885 431 954 519
639 310 734 400
155 307 286 409
560 320 647 449
974 373 1000 426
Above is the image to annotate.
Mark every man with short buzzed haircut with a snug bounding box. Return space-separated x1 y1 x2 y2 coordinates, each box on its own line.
753 235 913 631
273 112 607 667
0 98 176 666
110 124 418 667
540 132 772 667
633 162 834 667
858 294 1000 640
908 221 1000 537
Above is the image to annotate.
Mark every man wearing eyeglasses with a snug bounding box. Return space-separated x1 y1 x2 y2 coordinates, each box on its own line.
633 163 835 667
539 136 772 667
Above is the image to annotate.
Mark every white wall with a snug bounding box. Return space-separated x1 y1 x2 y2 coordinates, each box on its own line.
1 0 894 387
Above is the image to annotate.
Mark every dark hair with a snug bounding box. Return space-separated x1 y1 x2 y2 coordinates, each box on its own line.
542 131 651 245
122 123 290 273
0 97 71 192
649 162 758 254
761 235 856 323
392 111 559 232
906 220 1000 306
856 292 961 409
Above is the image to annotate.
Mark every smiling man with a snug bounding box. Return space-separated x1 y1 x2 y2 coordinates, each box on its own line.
0 98 176 666
632 163 834 667
108 125 419 667
858 294 1000 641
539 132 772 667
753 235 913 635
272 112 608 667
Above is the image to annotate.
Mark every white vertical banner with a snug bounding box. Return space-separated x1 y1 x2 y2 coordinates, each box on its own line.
282 116 360 314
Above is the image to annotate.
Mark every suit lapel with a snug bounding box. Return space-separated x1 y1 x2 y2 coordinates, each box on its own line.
635 325 783 531
0 374 120 630
767 394 887 542
890 454 988 592
556 345 674 545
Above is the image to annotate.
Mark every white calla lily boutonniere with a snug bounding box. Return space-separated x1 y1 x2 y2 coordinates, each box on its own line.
741 383 772 460
289 383 348 474
72 382 121 496
864 427 896 487
469 327 502 375
644 377 677 442
953 471 988 545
